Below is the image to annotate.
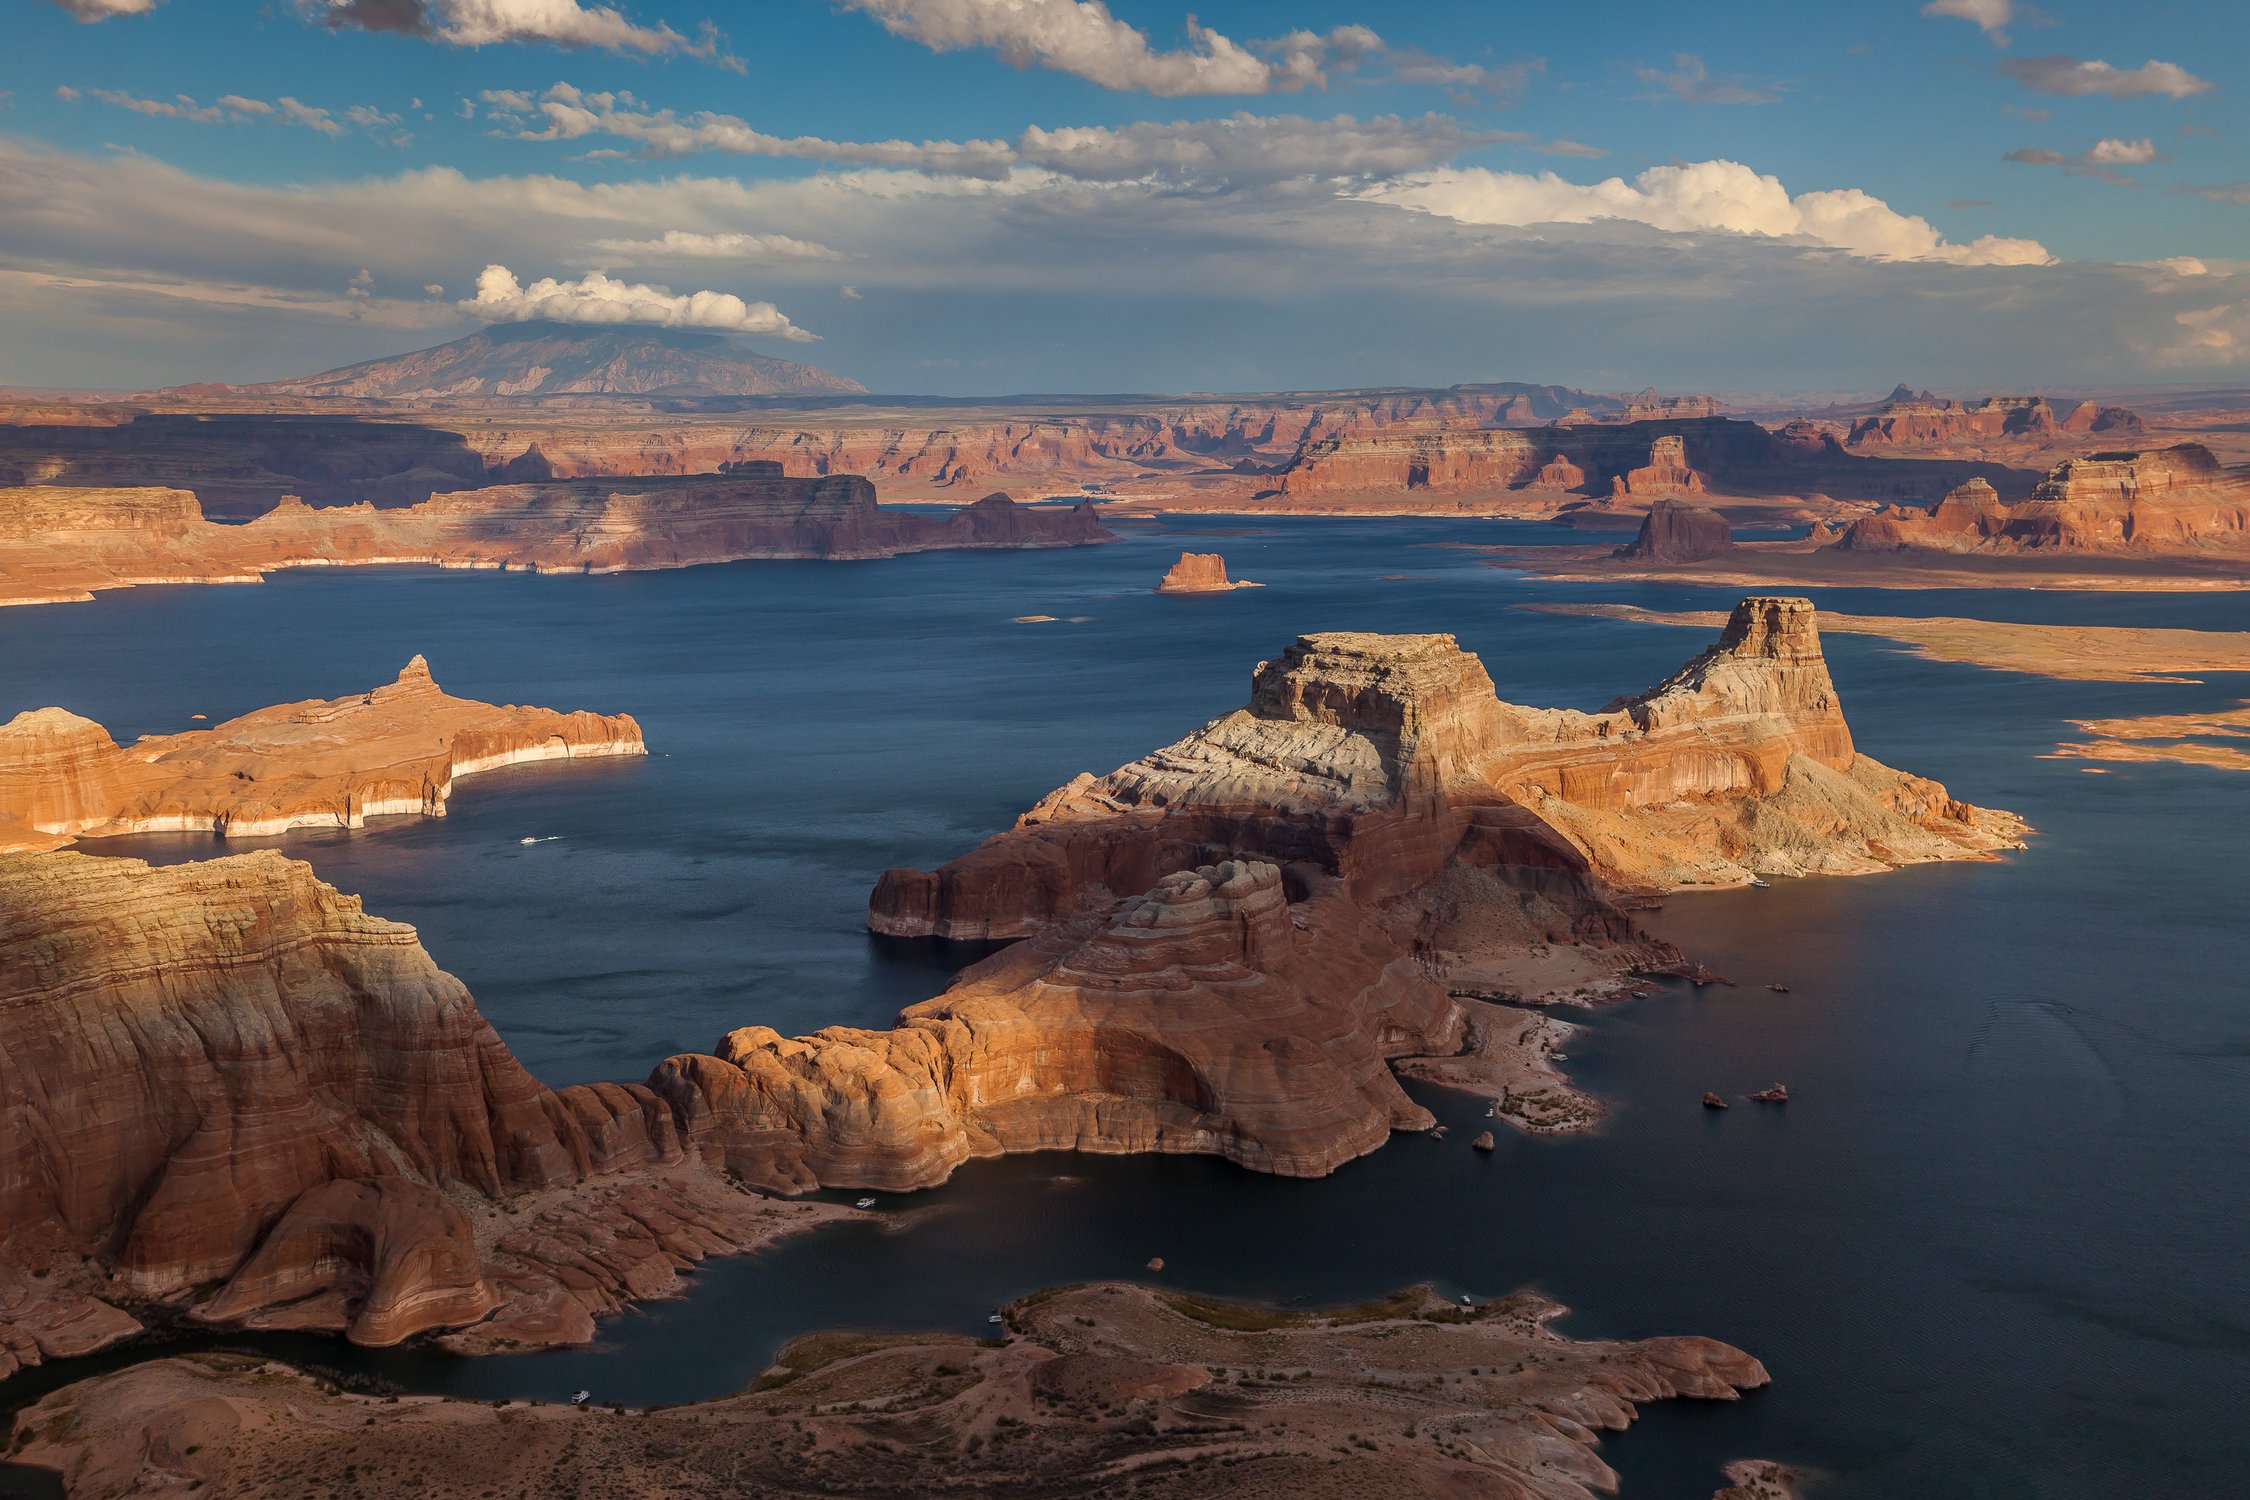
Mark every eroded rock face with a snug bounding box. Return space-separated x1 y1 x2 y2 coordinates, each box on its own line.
871 598 2017 942
0 849 833 1362
0 656 644 851
1610 435 1708 498
652 860 1462 1191
1154 551 1251 593
1831 445 2250 555
1616 499 1735 562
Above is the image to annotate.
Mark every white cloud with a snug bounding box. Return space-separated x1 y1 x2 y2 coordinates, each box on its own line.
304 0 736 65
2087 137 2161 166
1362 160 2052 266
2000 55 2213 100
1921 0 2012 44
46 0 161 19
70 86 405 141
836 0 1382 95
460 264 816 340
484 85 1575 183
2005 137 2167 186
589 229 844 261
1631 53 1783 106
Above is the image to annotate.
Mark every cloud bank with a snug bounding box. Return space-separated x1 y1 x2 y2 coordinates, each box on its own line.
460 264 815 338
1362 160 2053 266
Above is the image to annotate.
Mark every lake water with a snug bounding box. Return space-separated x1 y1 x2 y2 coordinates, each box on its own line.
3 517 2246 1498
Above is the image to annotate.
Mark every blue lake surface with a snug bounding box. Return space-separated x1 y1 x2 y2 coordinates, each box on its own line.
2 516 2247 1498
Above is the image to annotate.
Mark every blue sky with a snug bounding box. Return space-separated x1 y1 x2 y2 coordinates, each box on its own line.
3 0 2244 392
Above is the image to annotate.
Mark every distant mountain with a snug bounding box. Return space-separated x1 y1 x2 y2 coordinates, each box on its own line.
245 321 866 399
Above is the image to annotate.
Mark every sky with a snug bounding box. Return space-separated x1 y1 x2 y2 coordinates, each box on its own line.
2 0 2245 395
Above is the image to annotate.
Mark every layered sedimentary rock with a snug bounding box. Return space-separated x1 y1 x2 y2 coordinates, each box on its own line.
0 656 643 851
1154 551 1255 593
872 598 2020 942
1610 435 1708 498
0 849 834 1371
1616 499 1735 562
0 475 1114 605
1847 394 2145 449
1271 418 1775 503
652 860 1463 1191
1831 445 2250 555
13 1283 1768 1500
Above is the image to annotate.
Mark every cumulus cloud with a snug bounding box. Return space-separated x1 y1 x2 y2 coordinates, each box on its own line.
836 0 1383 95
2006 137 2166 186
69 86 406 141
303 0 736 64
45 0 161 18
483 85 1557 183
460 264 816 340
1631 54 1783 106
2000 55 2213 100
589 229 844 261
1363 160 2052 266
1922 0 2013 44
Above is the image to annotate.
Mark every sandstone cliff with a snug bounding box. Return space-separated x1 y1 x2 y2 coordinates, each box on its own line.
0 850 834 1373
651 860 1463 1192
1154 551 1255 593
1615 499 1735 562
1830 445 2250 555
1846 394 2144 449
0 657 643 851
1271 418 1774 504
1609 435 1708 498
871 598 2020 942
0 477 1114 606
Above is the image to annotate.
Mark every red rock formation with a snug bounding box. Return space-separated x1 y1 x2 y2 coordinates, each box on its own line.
2060 400 2145 436
1154 551 1254 593
1621 393 1722 421
0 849 839 1368
0 477 1114 607
1615 499 1735 562
870 599 2021 943
1844 394 2124 448
1272 418 1774 504
653 859 1463 1191
1830 445 2250 554
0 657 643 851
1610 435 1708 498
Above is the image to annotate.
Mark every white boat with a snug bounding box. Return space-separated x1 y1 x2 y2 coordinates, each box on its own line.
854 1196 877 1209
986 1313 1004 1324
1459 1295 1472 1306
1749 878 1771 889
569 1390 590 1406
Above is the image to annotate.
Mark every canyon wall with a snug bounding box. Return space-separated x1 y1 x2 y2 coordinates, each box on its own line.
0 849 833 1373
1831 445 2250 555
